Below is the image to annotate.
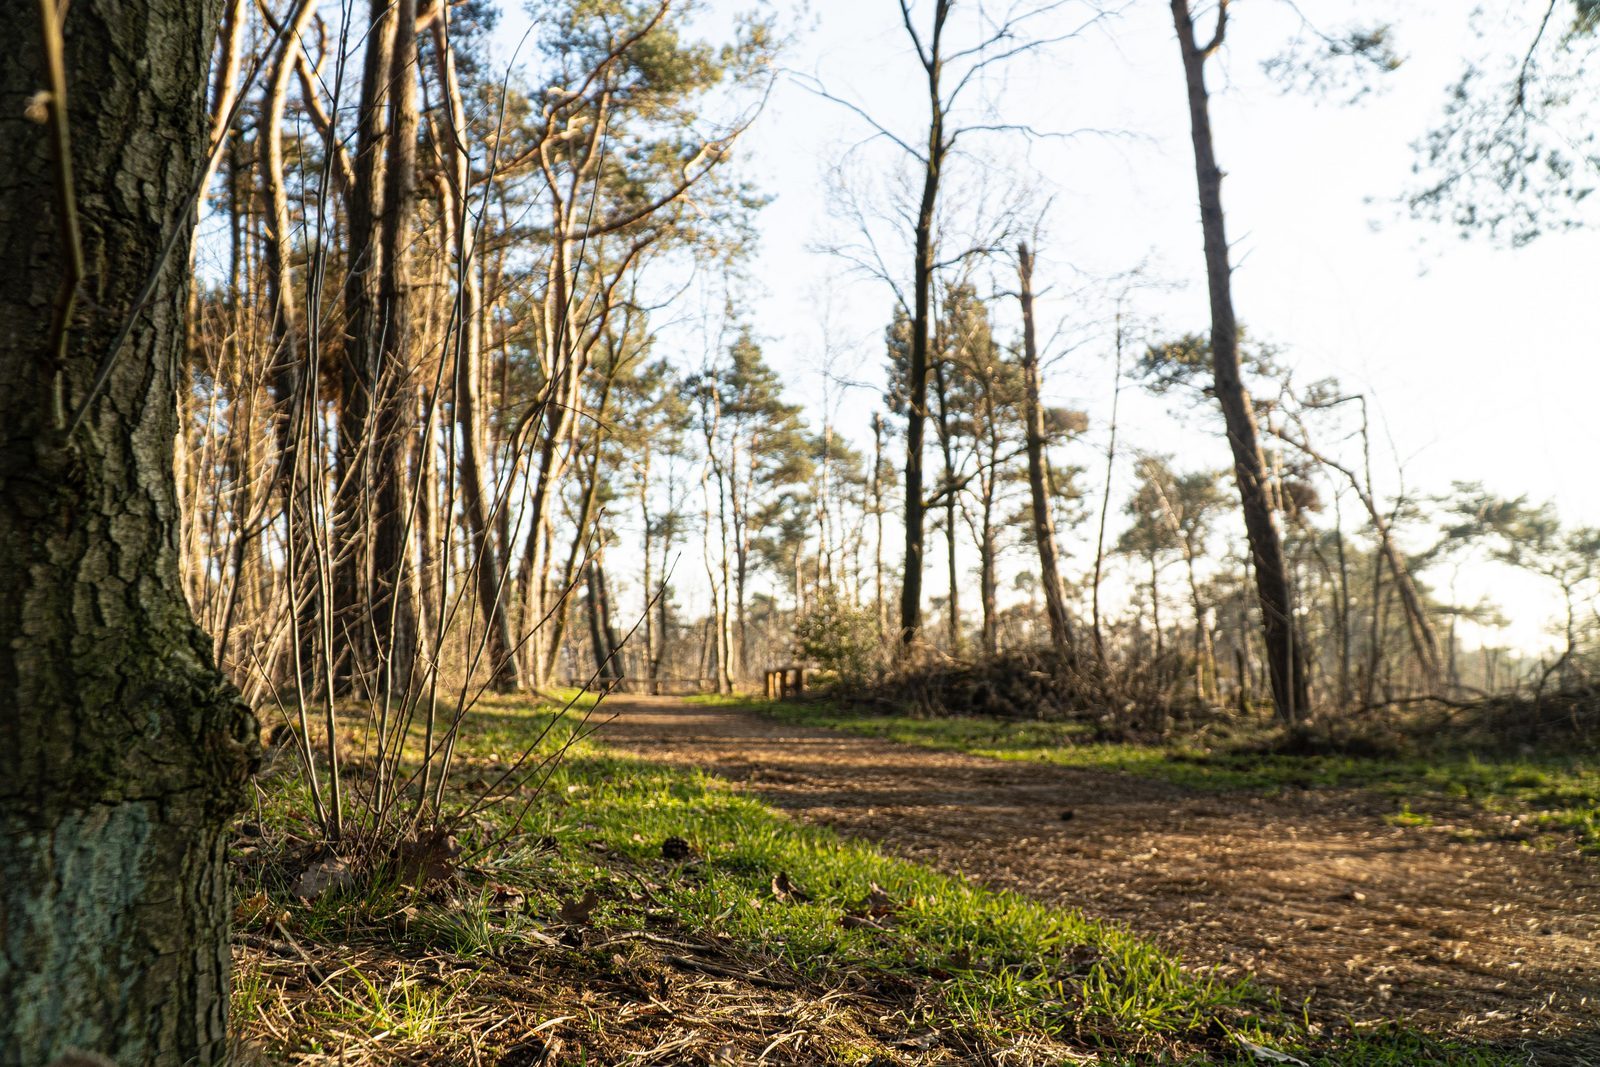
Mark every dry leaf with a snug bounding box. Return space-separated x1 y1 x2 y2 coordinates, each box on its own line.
484 880 526 912
1235 1036 1310 1066
558 888 599 925
234 890 271 925
771 871 811 903
293 852 353 902
393 828 461 887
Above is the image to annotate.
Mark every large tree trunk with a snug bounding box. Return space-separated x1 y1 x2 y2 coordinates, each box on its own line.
1 3 258 1062
1170 0 1308 721
1017 244 1075 661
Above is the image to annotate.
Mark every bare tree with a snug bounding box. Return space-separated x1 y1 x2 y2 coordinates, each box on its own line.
1017 242 1075 660
1169 0 1309 721
815 0 1086 655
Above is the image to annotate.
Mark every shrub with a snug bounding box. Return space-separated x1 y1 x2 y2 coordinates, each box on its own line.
794 591 883 686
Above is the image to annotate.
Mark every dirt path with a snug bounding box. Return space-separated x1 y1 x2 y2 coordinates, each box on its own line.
595 695 1600 1046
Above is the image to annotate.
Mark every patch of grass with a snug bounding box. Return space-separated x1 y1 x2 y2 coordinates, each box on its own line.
1384 805 1434 828
472 695 1258 1048
751 698 1600 853
232 691 1532 1065
333 964 463 1042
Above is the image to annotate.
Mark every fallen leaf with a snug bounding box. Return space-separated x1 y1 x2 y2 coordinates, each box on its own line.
1235 1036 1310 1066
233 891 270 925
393 828 461 887
771 871 811 903
558 888 600 925
861 882 897 917
893 1031 940 1051
484 880 526 912
293 852 353 902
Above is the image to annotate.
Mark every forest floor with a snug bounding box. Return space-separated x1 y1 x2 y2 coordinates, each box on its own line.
598 694 1600 1059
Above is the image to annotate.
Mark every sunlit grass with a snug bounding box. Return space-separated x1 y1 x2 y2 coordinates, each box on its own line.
234 690 1533 1064
745 698 1600 852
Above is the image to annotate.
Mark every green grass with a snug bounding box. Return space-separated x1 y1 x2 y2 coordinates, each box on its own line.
739 697 1600 852
235 691 1533 1064
461 696 1257 1048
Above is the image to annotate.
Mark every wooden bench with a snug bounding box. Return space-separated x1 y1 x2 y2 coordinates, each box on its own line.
763 665 807 701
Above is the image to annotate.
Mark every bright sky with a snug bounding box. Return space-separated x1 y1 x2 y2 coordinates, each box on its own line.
491 0 1600 654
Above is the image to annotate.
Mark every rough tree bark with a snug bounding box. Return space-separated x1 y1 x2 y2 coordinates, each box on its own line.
1017 243 1075 661
1170 0 1308 721
1 2 258 1062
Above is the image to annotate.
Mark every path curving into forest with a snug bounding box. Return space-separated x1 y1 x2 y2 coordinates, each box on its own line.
595 695 1600 1051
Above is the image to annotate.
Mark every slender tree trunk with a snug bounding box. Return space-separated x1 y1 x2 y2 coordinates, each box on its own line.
979 500 998 656
930 350 962 653
369 0 422 699
413 401 441 665
1332 494 1352 709
2 3 258 1061
1364 534 1384 709
640 449 657 686
731 435 750 679
196 0 246 231
1091 305 1124 664
433 16 520 691
334 0 400 693
596 554 624 676
260 0 320 695
871 412 886 635
1171 0 1308 721
1017 244 1075 661
898 6 948 653
1149 554 1164 659
1184 553 1215 701
586 560 610 679
715 461 736 690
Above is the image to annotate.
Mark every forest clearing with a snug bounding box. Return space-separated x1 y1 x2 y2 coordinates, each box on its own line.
5 0 1600 1064
222 691 1599 1065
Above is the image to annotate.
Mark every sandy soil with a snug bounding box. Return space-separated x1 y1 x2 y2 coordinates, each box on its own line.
593 695 1600 1049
